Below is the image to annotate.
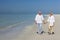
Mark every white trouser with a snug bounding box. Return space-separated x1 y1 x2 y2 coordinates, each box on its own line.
37 23 43 33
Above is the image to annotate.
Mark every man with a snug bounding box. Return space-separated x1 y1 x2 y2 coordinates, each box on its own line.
47 12 55 35
35 11 44 34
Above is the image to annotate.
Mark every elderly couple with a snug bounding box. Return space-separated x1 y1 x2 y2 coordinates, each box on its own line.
35 11 55 35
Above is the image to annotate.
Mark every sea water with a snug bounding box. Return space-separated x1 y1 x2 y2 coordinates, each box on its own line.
0 12 35 35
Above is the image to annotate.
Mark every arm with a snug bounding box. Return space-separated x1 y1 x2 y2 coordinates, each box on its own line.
44 17 49 24
41 15 46 24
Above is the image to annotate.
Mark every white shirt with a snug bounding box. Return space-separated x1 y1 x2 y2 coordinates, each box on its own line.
35 14 44 23
47 15 55 26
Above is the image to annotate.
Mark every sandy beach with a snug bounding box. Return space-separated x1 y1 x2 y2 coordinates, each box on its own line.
0 14 60 40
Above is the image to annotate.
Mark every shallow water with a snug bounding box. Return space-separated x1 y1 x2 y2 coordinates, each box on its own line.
0 12 35 37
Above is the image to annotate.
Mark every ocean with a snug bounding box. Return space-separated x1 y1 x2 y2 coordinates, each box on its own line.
0 12 36 35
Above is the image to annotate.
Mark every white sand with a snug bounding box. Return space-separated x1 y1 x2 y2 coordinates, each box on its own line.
0 15 60 40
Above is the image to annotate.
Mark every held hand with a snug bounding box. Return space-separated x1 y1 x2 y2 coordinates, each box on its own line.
43 20 46 24
44 22 46 24
43 21 47 24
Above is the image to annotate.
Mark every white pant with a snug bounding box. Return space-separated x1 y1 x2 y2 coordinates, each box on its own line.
37 23 43 33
